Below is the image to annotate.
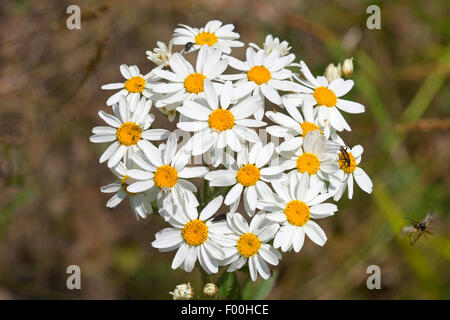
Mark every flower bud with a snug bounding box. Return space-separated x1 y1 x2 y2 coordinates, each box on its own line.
324 63 341 82
341 58 354 78
169 282 194 300
203 283 218 297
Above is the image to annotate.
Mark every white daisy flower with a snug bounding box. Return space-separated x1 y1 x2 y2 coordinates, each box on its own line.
89 96 170 168
172 20 243 54
146 40 174 68
277 128 339 192
266 96 330 153
279 129 339 192
293 61 365 131
126 133 209 209
151 196 230 274
204 141 283 216
331 145 373 201
101 64 159 106
100 161 152 220
221 212 281 281
222 47 303 120
151 45 228 108
249 34 291 56
177 80 265 159
257 172 338 252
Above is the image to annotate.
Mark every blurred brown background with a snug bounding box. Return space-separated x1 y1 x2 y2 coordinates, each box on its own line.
0 0 449 299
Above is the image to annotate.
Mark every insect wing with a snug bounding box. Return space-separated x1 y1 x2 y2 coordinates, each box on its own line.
402 225 416 235
423 212 435 224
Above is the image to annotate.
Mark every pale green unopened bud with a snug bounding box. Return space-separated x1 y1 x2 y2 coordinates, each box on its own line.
203 283 218 297
324 63 341 82
341 58 354 78
169 282 194 300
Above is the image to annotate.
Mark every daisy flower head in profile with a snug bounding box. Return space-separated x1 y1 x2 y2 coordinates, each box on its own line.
249 34 291 57
125 133 209 209
100 161 152 220
101 64 159 106
279 129 339 192
331 144 373 201
293 61 365 132
89 96 170 168
146 40 174 68
177 80 265 161
151 196 230 274
221 212 281 281
172 20 243 54
222 47 305 120
266 96 330 153
257 172 338 252
151 45 229 109
204 141 283 216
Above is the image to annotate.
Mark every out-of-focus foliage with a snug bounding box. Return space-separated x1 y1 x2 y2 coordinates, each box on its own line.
0 0 448 299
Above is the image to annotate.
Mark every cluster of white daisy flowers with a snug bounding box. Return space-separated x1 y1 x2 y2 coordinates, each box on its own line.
90 20 373 283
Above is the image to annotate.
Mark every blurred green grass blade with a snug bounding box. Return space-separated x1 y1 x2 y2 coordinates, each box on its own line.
354 51 392 128
426 235 450 262
400 45 450 124
0 187 36 238
242 271 278 300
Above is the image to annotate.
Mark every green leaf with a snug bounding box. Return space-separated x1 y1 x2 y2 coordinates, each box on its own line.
216 271 234 299
242 271 278 300
216 271 242 299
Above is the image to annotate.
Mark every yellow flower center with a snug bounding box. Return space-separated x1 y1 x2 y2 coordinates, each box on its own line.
247 66 271 85
124 76 146 93
195 32 218 46
339 151 357 174
284 200 310 226
236 164 260 187
121 175 136 196
296 153 320 175
313 86 337 107
184 73 206 94
182 219 208 246
208 109 235 131
116 122 142 146
237 233 261 258
300 122 321 138
154 165 178 189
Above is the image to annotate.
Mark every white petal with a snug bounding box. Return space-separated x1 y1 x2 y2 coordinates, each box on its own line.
98 110 121 128
99 141 119 163
127 169 154 180
171 243 189 269
107 145 127 167
127 180 155 193
304 221 327 246
254 254 270 280
256 143 274 168
292 228 305 252
138 140 163 167
309 203 337 218
106 192 126 208
260 83 281 105
336 99 365 114
177 101 211 120
199 195 223 220
225 183 243 205
353 167 373 194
